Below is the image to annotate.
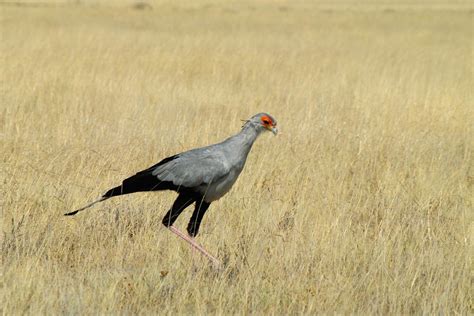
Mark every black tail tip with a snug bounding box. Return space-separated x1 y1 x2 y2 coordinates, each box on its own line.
64 210 79 216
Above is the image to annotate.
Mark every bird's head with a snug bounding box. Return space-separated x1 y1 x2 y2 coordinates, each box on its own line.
244 113 278 135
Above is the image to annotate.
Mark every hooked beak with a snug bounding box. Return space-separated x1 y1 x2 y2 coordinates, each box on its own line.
271 126 278 135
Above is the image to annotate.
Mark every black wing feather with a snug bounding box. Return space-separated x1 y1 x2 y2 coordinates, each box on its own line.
102 154 180 198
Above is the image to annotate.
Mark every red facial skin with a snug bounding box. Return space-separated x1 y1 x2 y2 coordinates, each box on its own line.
260 115 274 128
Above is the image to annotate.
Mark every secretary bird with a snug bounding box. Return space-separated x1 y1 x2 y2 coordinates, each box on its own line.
65 113 278 266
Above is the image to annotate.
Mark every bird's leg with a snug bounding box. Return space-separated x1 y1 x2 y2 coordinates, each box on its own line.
162 193 195 227
163 193 220 268
187 200 211 237
168 225 221 268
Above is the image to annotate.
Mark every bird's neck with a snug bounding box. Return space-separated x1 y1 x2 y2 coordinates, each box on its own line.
239 123 261 142
228 124 261 157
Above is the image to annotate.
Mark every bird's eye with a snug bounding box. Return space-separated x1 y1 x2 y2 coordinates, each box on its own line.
261 116 273 126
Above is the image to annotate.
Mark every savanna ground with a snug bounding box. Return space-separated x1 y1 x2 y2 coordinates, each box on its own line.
2 0 472 314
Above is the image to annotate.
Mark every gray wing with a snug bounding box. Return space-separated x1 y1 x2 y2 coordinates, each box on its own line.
151 146 231 188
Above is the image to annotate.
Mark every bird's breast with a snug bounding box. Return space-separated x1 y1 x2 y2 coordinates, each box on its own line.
198 166 243 202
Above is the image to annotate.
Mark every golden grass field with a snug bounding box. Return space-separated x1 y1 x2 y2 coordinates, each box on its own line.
2 1 473 314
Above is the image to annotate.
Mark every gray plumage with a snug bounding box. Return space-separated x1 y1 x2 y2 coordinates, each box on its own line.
152 113 277 201
65 112 278 237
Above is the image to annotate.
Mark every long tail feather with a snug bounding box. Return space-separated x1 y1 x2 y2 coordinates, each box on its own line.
64 197 108 216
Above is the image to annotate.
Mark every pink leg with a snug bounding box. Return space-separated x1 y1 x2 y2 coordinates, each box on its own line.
168 225 221 268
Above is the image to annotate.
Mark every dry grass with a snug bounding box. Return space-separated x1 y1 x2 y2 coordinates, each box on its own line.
2 1 472 314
